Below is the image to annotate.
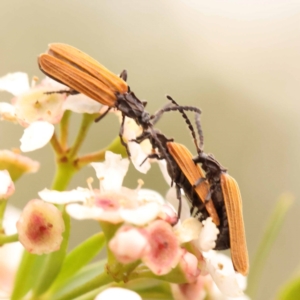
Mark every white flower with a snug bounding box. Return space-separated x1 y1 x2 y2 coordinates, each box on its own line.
0 72 103 152
95 288 141 300
20 121 55 152
40 151 167 225
203 252 246 298
91 151 130 191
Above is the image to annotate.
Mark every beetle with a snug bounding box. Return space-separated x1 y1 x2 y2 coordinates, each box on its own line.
134 129 220 226
191 108 249 275
38 43 202 157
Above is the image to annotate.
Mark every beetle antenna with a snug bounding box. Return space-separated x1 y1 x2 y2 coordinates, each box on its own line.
166 95 200 152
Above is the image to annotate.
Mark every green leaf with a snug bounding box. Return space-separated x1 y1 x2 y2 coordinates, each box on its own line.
51 260 106 300
49 232 105 293
278 275 300 300
11 251 44 300
31 210 71 297
246 193 294 299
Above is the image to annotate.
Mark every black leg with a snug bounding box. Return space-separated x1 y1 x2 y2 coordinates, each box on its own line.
119 115 131 157
94 107 112 123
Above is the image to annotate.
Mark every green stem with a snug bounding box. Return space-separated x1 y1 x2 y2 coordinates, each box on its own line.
60 110 71 150
246 193 294 298
69 113 96 158
51 160 77 191
54 271 113 300
77 136 127 168
50 132 63 156
0 233 18 244
0 200 7 233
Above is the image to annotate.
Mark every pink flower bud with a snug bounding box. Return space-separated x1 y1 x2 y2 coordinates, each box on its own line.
109 225 148 264
179 251 201 283
16 199 65 254
171 276 205 300
143 220 182 275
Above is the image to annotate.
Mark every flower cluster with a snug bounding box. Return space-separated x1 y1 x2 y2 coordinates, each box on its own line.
0 70 249 300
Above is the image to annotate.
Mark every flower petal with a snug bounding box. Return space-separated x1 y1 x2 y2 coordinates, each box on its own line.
62 93 102 114
91 151 129 191
198 218 219 252
204 252 244 297
0 170 15 199
0 72 30 96
20 121 54 152
143 220 182 275
16 199 65 255
120 202 161 226
175 218 203 244
95 288 141 300
109 226 148 264
0 102 17 122
38 188 90 204
66 203 104 220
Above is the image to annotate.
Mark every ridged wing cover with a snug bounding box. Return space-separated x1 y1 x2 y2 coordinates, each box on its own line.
220 173 249 275
38 54 116 106
47 43 128 94
167 142 220 225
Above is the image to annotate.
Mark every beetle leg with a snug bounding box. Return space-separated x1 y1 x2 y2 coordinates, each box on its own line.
119 114 131 157
94 106 112 123
175 184 182 222
119 70 127 81
45 88 79 96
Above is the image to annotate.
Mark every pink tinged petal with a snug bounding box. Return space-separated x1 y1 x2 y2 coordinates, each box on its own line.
197 218 219 252
0 170 15 199
143 220 182 275
109 226 148 264
0 102 17 122
91 151 129 191
175 218 202 244
159 204 178 225
204 252 244 298
179 251 201 283
62 93 102 113
120 202 161 226
14 88 65 125
16 199 65 255
171 275 206 300
38 188 90 204
66 203 123 223
20 121 54 152
0 72 30 96
95 288 141 300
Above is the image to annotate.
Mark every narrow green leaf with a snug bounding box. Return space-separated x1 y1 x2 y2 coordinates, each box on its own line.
247 193 294 299
278 275 300 300
11 251 36 300
49 232 105 293
52 263 112 300
31 210 71 297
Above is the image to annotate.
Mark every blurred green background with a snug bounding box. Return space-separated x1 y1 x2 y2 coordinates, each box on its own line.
1 1 300 299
